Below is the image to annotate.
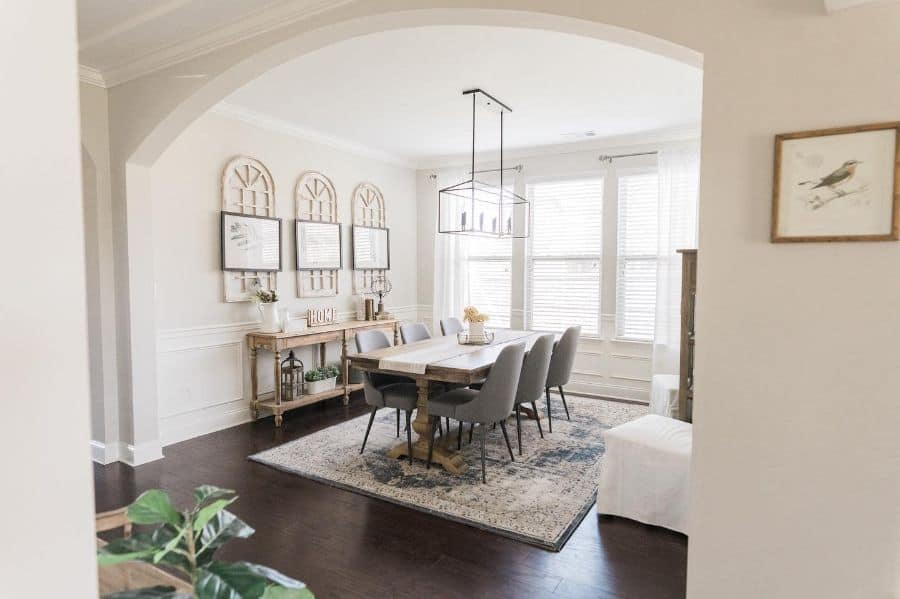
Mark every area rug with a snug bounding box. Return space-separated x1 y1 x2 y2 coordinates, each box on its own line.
249 396 647 551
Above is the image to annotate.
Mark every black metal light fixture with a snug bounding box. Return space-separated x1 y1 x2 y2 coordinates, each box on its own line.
438 89 530 238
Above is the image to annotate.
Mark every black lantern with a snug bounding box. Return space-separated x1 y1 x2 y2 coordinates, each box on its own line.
280 350 304 402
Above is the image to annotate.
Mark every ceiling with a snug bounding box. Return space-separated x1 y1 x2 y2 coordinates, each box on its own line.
76 0 351 85
222 26 703 166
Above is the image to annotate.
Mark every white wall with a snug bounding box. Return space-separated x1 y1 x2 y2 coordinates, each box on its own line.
151 110 419 445
0 1 98 596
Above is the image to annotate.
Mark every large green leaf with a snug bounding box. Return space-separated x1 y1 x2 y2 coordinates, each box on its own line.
97 534 160 566
150 526 191 572
101 586 186 598
195 562 268 599
197 510 254 563
193 485 236 508
260 586 315 599
152 525 188 565
194 497 236 532
128 490 183 526
239 563 305 589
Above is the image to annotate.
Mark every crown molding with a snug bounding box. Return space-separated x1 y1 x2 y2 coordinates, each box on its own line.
92 0 354 87
210 102 415 169
79 64 107 88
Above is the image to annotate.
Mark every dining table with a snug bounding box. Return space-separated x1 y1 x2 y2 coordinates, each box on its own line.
348 328 546 474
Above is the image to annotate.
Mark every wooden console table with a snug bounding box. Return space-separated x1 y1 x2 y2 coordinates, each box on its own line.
248 319 399 426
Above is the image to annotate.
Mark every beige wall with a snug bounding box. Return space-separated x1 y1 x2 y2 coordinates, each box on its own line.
0 1 98 596
151 110 418 444
95 2 900 596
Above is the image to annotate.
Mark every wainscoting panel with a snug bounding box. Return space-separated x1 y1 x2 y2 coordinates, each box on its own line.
156 305 424 447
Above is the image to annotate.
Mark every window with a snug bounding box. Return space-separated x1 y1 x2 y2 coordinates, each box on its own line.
527 178 604 334
465 234 512 328
616 171 659 341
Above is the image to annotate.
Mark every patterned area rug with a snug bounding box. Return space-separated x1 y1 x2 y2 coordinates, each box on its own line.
250 396 647 551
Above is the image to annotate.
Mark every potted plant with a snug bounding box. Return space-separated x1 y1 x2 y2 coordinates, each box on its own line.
304 365 339 394
463 306 490 341
97 485 314 598
251 288 281 333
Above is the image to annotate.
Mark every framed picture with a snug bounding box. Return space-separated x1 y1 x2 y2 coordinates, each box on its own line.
352 225 390 270
295 220 342 270
221 211 282 272
772 121 900 242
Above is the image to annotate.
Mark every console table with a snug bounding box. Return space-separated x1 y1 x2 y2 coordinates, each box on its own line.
247 319 399 426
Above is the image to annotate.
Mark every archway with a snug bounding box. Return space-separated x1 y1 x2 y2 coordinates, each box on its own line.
110 7 702 464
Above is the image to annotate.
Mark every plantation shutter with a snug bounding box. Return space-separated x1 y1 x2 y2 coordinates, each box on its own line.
616 171 659 340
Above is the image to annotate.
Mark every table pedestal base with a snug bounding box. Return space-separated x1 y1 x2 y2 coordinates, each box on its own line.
386 436 467 474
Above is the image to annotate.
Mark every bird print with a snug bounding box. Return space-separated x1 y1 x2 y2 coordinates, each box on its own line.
798 159 862 197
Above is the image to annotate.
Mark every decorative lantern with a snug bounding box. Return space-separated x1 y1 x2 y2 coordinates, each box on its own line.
369 274 393 317
280 350 304 402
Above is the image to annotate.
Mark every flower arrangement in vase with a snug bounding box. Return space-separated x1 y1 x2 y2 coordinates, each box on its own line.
463 306 490 341
251 288 281 333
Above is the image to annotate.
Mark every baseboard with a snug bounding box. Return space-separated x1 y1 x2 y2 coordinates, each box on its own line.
90 440 122 464
124 440 165 466
551 388 649 406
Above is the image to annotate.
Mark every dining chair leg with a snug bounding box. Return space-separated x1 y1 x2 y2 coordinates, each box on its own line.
396 408 400 438
458 420 463 450
545 387 553 433
499 420 514 462
468 423 474 444
405 410 413 466
515 406 522 455
426 417 437 469
445 417 450 438
532 402 544 438
559 386 571 420
479 424 487 484
360 406 378 454
437 418 443 438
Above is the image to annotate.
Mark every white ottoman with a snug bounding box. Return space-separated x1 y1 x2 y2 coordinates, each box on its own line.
597 414 692 534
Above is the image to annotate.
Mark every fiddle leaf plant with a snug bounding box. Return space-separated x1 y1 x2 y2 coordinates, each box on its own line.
98 485 314 599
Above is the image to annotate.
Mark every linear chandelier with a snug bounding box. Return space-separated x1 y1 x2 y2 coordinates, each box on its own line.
438 89 530 238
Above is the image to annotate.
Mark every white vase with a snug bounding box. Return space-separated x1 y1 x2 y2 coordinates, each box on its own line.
305 377 337 395
469 321 485 340
258 301 281 333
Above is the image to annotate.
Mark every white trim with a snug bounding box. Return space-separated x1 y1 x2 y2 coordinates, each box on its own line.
210 103 414 168
90 440 124 464
124 440 165 466
79 65 106 88
161 400 252 447
94 0 355 87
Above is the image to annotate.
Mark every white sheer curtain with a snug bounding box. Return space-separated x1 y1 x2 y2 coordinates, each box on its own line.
652 143 700 379
432 168 469 333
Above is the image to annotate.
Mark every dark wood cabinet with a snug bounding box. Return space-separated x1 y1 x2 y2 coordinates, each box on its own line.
677 249 697 422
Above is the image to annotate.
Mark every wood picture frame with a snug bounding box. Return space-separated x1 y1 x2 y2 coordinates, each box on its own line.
221 211 282 272
351 225 391 270
295 219 342 270
772 121 900 242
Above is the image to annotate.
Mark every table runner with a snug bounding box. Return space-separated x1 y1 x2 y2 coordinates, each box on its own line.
377 330 532 375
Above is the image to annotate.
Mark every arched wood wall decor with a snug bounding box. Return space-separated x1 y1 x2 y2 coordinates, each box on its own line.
352 182 386 293
221 156 277 302
295 171 339 297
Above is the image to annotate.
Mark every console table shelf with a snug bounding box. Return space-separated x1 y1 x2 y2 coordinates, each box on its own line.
247 319 398 427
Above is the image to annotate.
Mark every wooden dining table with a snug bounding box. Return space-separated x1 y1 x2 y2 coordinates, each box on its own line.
348 329 546 474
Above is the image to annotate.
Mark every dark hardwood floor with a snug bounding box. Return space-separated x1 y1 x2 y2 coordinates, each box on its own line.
93 394 687 598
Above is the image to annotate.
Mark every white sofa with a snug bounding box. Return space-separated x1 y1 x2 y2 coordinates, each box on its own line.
597 414 692 534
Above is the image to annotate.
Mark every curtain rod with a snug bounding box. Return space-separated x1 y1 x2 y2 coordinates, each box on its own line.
598 151 657 163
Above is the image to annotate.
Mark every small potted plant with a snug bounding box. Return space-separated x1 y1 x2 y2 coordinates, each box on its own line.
305 365 340 394
251 287 281 333
463 306 490 341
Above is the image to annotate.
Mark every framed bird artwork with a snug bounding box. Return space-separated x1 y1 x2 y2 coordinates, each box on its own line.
772 121 900 242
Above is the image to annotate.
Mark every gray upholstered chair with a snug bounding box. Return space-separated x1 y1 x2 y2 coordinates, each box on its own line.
512 334 554 455
354 330 418 463
439 317 464 336
399 322 431 344
545 325 581 432
427 343 525 483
